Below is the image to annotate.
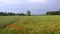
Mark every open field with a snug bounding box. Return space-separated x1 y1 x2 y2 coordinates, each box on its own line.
0 16 60 34
0 16 20 29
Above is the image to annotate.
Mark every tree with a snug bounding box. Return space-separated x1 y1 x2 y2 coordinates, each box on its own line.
46 11 60 15
20 13 25 16
27 10 31 16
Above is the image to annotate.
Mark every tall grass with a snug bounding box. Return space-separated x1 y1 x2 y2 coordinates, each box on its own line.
0 16 60 34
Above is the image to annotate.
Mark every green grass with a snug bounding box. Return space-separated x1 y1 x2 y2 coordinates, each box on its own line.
0 16 60 34
0 16 20 29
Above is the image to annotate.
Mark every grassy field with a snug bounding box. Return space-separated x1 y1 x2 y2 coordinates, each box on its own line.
0 16 20 29
0 16 60 34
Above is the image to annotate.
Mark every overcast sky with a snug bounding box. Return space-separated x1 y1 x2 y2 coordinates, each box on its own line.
0 0 60 14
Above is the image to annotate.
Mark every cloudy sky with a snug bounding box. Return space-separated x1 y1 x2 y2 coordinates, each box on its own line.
0 0 60 14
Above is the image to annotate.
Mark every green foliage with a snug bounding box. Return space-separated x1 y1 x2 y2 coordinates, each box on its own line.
0 12 26 16
46 11 60 15
27 10 31 16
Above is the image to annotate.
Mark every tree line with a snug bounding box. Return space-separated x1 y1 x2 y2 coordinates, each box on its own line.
0 10 60 16
0 10 31 16
46 11 60 15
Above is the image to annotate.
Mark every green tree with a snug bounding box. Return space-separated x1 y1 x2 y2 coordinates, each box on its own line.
20 13 25 16
27 10 31 16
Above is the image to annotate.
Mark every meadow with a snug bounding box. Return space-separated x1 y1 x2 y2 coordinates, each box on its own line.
0 16 60 34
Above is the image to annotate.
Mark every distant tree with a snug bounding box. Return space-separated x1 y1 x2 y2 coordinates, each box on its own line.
0 12 3 16
46 11 60 15
27 10 31 16
7 12 15 16
20 13 25 16
3 12 7 16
